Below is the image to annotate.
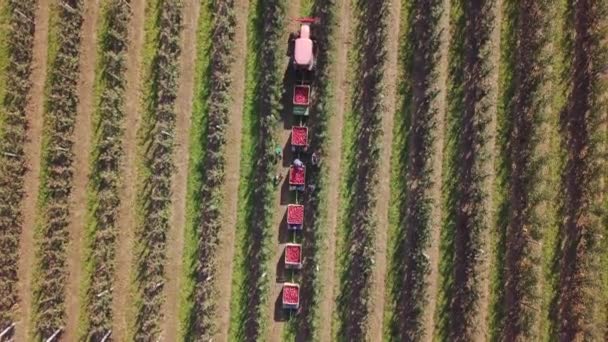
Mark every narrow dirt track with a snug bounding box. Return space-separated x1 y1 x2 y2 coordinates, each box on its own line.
368 0 401 339
477 0 502 337
318 0 351 340
15 0 50 339
161 0 200 338
63 0 100 339
214 0 249 339
111 0 145 338
268 2 301 340
425 0 450 336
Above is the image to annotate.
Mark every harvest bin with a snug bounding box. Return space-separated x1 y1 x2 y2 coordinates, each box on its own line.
282 282 300 309
289 166 306 191
293 85 310 116
291 126 308 152
286 204 304 230
284 243 303 269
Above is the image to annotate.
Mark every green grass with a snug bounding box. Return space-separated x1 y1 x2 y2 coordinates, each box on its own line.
228 0 262 338
178 0 213 338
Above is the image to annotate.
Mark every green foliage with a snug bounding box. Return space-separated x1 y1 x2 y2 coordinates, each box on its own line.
436 0 496 339
0 0 36 329
133 0 183 340
80 0 131 339
385 0 443 340
183 0 236 340
33 0 85 338
335 0 389 339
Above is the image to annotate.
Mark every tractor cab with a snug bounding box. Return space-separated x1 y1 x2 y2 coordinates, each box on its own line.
292 18 318 71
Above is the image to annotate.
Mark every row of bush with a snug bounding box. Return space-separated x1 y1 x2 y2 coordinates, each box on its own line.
439 0 496 339
133 0 183 339
235 0 285 338
0 0 36 329
289 0 336 340
336 0 389 339
186 0 236 339
32 0 84 338
493 0 549 340
386 0 443 340
81 0 131 339
556 0 607 339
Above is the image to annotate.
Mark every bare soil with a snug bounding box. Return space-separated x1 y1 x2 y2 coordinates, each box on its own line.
213 0 249 339
63 0 100 339
15 0 50 340
268 2 301 340
159 0 200 339
111 0 145 338
318 0 351 339
367 0 401 340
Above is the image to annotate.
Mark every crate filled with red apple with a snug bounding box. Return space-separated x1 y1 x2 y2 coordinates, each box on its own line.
284 243 302 269
282 282 300 310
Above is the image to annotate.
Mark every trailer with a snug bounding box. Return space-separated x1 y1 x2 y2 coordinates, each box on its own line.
291 126 308 152
287 204 304 230
284 243 303 269
293 84 310 117
289 165 306 191
282 282 300 310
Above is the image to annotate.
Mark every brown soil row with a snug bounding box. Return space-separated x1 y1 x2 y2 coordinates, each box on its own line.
111 0 145 338
15 0 50 339
160 0 200 338
368 0 401 339
213 0 249 339
388 0 443 340
447 0 498 340
317 0 351 339
63 0 100 339
556 0 606 339
336 0 389 339
501 0 546 340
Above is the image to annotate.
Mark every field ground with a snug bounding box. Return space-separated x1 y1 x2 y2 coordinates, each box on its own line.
0 0 606 341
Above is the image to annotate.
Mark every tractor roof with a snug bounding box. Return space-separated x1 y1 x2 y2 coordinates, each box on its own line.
294 24 313 66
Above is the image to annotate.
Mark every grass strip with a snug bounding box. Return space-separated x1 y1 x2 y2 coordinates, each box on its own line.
0 0 36 329
178 0 212 338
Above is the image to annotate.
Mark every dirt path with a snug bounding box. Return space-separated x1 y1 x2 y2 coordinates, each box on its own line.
63 0 100 339
213 0 249 340
160 0 200 339
318 0 351 340
367 0 401 340
425 0 450 337
477 0 502 338
111 0 145 338
15 0 50 340
267 2 301 340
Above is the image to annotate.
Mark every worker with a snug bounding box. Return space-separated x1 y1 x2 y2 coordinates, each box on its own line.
293 158 304 169
311 152 319 166
274 146 282 161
